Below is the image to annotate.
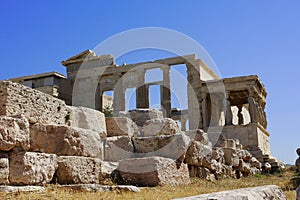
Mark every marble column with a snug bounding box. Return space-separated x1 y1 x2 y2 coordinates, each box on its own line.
160 66 171 118
136 70 149 108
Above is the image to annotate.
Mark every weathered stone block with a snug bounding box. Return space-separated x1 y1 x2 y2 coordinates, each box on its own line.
143 118 181 137
104 136 134 162
132 133 191 162
55 156 102 184
9 152 57 185
30 124 103 159
237 149 252 162
67 106 107 136
211 147 225 163
223 148 239 167
0 115 29 151
0 81 68 124
0 156 9 184
121 109 163 127
250 157 262 169
118 156 190 186
188 166 216 181
185 129 210 145
185 141 212 166
106 117 137 137
236 159 251 174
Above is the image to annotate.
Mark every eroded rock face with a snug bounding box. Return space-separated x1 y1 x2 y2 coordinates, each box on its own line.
106 117 137 137
143 118 181 137
185 141 212 167
0 156 9 184
185 129 210 146
0 81 68 125
67 106 107 136
9 152 58 185
0 115 30 151
55 156 102 184
104 136 134 162
30 124 103 159
223 148 239 167
132 133 191 162
175 185 287 200
121 109 163 127
118 156 190 186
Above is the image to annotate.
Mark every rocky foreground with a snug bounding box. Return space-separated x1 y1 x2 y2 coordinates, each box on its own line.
0 80 293 199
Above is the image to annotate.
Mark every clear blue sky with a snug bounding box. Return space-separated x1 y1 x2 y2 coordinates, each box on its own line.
0 0 299 164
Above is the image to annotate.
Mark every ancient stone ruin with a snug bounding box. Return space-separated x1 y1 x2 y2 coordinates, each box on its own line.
0 50 282 189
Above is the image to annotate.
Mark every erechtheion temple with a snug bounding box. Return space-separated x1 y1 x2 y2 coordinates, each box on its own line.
0 50 281 189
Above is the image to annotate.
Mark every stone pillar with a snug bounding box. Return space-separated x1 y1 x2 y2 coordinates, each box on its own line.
160 66 171 118
136 70 149 108
237 104 244 125
210 93 222 127
225 92 233 126
113 78 126 116
186 60 201 130
248 88 258 123
181 118 187 131
201 93 208 129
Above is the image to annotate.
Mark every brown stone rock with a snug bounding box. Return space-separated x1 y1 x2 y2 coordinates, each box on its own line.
121 109 163 127
0 81 68 125
0 115 30 151
55 156 102 184
104 136 134 162
211 147 225 163
223 148 239 167
185 129 210 145
106 117 137 137
143 118 181 137
30 124 103 159
9 152 57 185
118 156 190 186
133 133 191 162
67 106 107 136
250 157 262 169
185 141 212 166
236 159 251 175
237 149 252 162
0 156 9 184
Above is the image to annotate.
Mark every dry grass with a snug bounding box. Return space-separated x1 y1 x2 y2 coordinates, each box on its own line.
1 167 298 200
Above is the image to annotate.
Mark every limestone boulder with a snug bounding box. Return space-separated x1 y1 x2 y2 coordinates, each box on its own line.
100 161 119 179
236 159 251 174
106 117 137 137
237 149 252 162
185 129 210 145
211 147 225 163
132 133 191 162
223 148 239 167
55 156 102 184
104 136 134 162
0 115 30 151
30 124 103 159
121 109 163 127
143 118 181 137
9 152 58 185
250 157 262 169
0 81 68 125
118 156 190 186
0 156 9 184
185 140 212 167
188 166 216 181
175 185 287 200
67 106 106 137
